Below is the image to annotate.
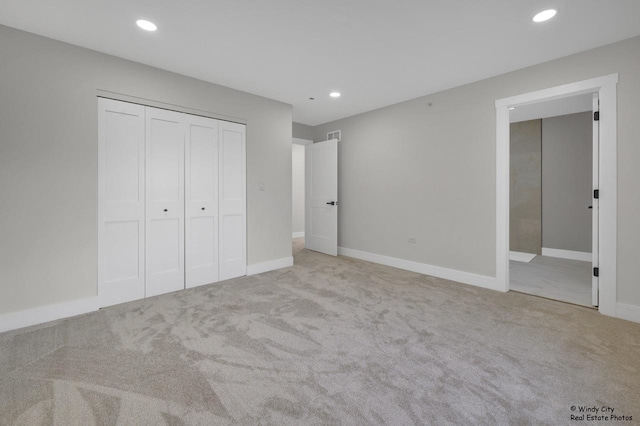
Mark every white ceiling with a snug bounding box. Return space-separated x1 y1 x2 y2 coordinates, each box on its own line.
1 0 639 126
510 93 593 123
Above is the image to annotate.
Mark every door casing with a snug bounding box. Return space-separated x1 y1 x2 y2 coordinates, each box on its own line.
495 74 618 317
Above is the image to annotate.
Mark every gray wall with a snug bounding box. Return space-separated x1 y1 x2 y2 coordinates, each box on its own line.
292 144 305 235
542 112 593 253
313 36 640 307
510 120 542 255
0 25 292 315
293 122 314 140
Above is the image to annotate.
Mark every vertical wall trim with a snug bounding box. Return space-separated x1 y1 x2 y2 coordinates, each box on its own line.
496 106 510 292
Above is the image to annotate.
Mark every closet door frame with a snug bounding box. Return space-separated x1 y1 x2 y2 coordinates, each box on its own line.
98 97 247 306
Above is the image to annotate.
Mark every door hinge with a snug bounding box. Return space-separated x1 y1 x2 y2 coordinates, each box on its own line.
594 189 599 199
594 111 600 121
593 267 599 277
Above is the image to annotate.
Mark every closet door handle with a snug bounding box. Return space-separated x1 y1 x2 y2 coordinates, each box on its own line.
164 209 168 212
201 207 205 210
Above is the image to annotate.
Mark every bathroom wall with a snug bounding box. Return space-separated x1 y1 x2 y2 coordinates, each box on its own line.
542 112 593 253
510 120 542 254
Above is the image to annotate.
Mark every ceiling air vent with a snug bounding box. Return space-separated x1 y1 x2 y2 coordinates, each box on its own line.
327 130 341 142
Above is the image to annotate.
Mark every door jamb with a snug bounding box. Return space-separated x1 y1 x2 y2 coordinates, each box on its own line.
495 74 618 317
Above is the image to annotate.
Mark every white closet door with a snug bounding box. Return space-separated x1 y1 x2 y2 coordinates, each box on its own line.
185 115 219 288
219 121 247 280
145 107 185 297
98 98 145 307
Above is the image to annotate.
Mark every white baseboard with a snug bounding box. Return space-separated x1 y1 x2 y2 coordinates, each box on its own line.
292 232 305 239
542 248 592 262
247 256 294 276
509 251 537 263
338 247 499 291
616 303 640 324
0 296 99 334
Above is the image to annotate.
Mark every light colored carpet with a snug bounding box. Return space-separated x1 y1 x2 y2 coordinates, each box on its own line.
1 238 639 425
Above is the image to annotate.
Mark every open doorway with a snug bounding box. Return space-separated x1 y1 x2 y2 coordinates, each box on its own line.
292 136 339 258
292 138 312 252
508 94 595 307
495 74 618 317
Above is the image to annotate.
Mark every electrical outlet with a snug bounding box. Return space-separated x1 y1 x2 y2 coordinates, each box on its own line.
408 237 417 244
258 182 265 191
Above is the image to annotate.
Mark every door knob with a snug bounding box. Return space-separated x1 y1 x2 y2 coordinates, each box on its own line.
202 207 205 210
164 209 168 212
326 201 336 206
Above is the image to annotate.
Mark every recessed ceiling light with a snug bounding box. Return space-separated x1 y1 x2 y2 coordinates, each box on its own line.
136 19 157 32
509 107 516 110
532 9 557 23
330 92 341 98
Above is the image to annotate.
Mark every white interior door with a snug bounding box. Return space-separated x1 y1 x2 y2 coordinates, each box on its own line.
98 98 146 307
145 107 185 297
185 115 219 288
218 121 246 280
305 139 338 256
592 93 599 306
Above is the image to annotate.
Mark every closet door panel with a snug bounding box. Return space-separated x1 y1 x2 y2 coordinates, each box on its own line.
222 133 243 200
104 221 140 282
190 126 217 199
146 107 185 297
219 121 246 281
222 215 244 264
185 116 219 288
190 217 216 267
98 98 145 307
104 113 140 203
148 218 181 272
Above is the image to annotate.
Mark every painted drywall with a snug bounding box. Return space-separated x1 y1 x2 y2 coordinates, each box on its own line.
313 36 640 307
0 24 292 315
292 144 305 235
542 112 593 253
510 120 542 255
293 122 314 140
